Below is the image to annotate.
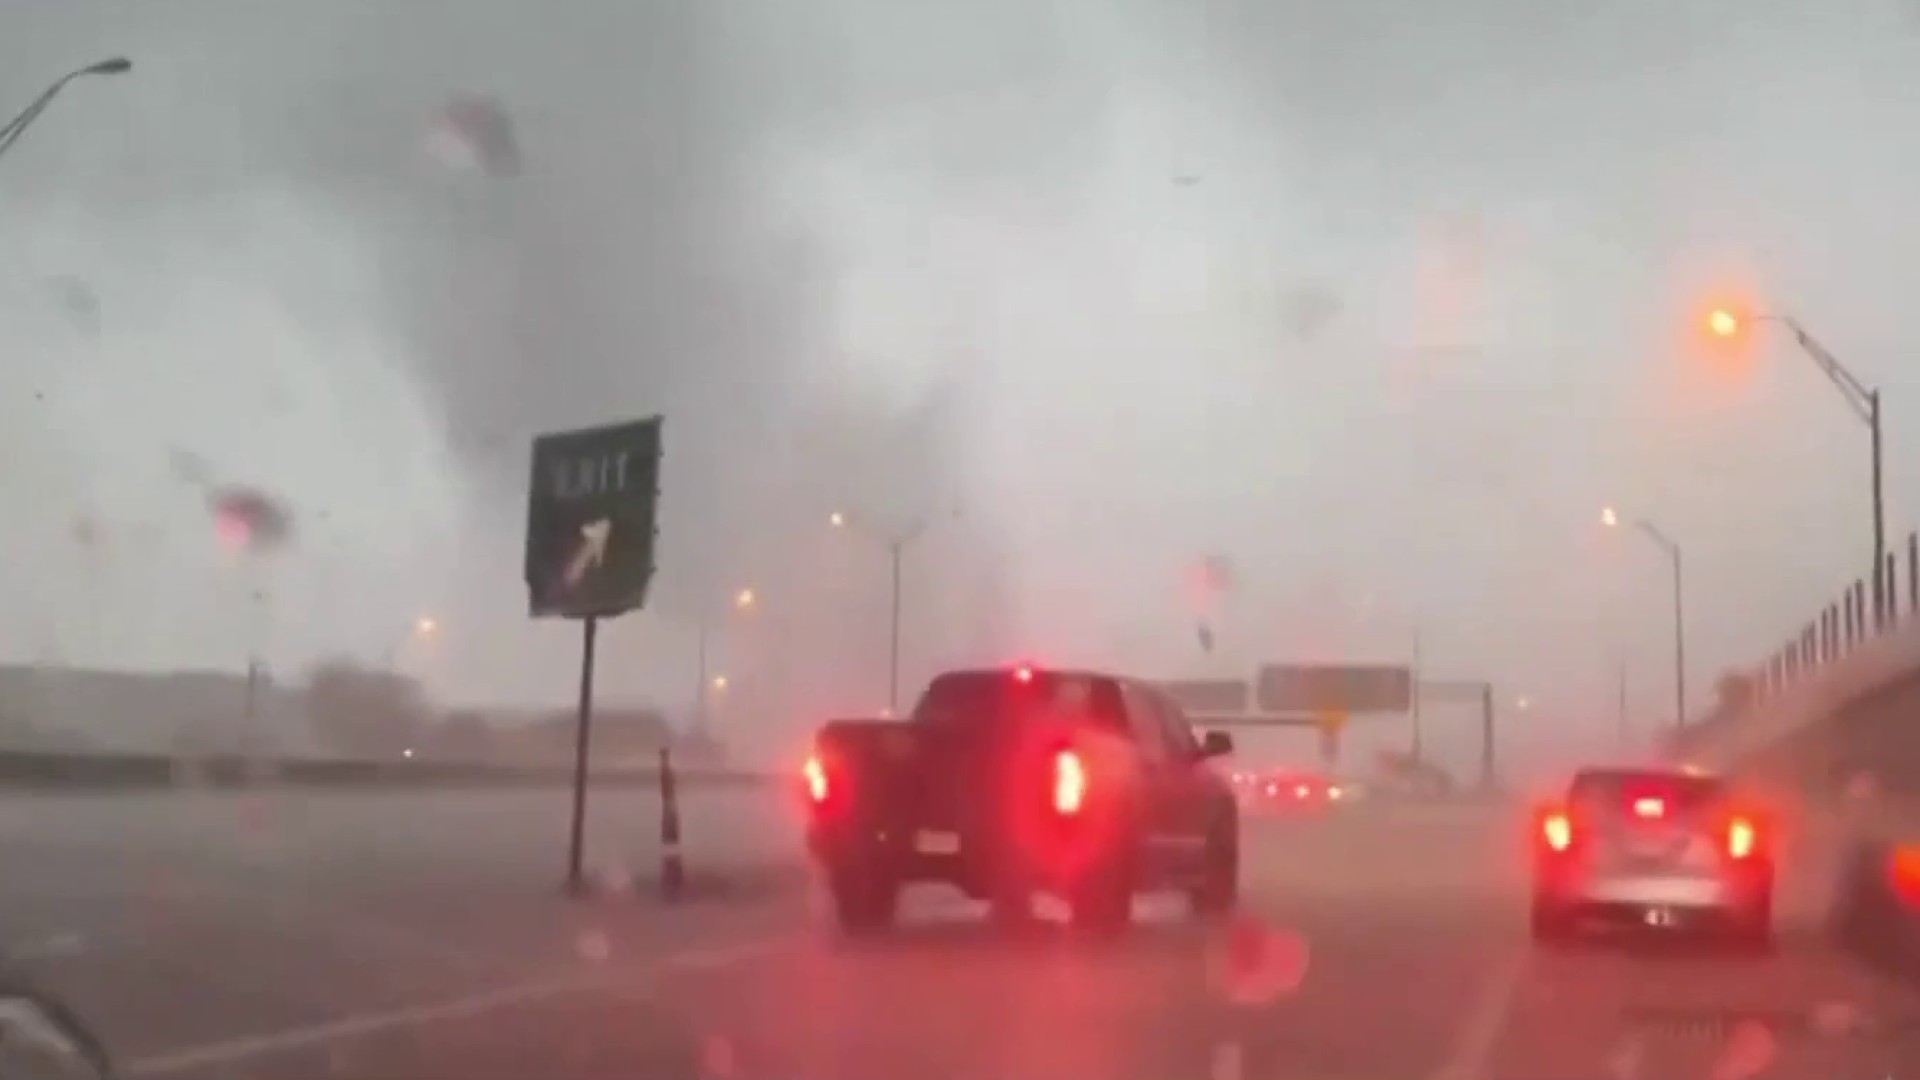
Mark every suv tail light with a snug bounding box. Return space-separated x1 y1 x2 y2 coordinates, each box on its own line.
1726 815 1758 860
1053 749 1087 815
1541 811 1573 852
803 753 829 804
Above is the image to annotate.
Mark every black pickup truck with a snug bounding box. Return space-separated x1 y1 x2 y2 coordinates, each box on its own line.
801 665 1239 934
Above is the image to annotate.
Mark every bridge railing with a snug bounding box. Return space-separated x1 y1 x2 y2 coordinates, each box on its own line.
1672 529 1920 757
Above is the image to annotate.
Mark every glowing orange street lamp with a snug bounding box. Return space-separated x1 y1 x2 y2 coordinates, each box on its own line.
1704 304 1885 626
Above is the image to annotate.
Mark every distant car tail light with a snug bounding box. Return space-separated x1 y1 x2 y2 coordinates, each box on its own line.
1014 664 1035 684
1726 815 1758 859
1294 783 1311 799
1633 796 1665 820
803 753 829 804
1541 812 1574 852
1052 749 1087 815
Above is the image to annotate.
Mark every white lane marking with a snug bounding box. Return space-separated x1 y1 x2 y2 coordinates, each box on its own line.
1210 1038 1244 1080
1427 951 1527 1080
121 938 786 1077
1606 1032 1645 1080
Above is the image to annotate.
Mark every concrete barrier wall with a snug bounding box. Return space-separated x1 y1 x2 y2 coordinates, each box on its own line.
1691 614 1920 773
0 750 780 791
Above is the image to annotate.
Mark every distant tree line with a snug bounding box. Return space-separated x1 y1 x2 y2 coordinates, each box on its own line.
302 657 712 763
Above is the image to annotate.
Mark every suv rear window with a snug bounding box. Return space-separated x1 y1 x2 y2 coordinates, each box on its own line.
914 670 1126 732
1568 769 1726 813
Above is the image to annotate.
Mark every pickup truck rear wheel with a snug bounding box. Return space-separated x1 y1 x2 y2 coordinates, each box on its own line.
1190 815 1239 919
1069 862 1134 936
829 870 898 934
1529 892 1574 945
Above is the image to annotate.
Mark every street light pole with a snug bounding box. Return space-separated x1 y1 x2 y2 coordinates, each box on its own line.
694 623 708 731
830 511 931 713
888 537 903 713
1717 311 1885 624
1637 520 1687 729
0 58 132 162
1871 388 1886 625
1603 506 1687 729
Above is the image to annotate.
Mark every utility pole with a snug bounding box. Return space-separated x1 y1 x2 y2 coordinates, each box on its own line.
888 537 903 714
693 624 708 732
1410 628 1424 762
1617 658 1629 752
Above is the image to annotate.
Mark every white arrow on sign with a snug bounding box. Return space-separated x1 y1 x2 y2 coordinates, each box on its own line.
562 518 612 588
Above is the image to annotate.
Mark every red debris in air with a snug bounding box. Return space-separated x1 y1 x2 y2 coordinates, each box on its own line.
425 92 521 177
208 486 293 555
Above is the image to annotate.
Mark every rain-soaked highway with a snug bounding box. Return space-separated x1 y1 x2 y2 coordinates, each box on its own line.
0 788 1914 1080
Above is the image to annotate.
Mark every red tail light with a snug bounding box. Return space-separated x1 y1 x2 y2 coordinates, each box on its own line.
803 753 829 804
1014 664 1035 684
1053 749 1087 815
1726 815 1758 859
1632 796 1665 819
1541 811 1573 852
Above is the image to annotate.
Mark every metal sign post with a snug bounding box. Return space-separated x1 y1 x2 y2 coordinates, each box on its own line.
526 416 663 897
1416 678 1501 793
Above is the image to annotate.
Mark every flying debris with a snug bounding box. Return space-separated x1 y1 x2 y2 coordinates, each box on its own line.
1281 282 1342 341
424 92 521 177
167 447 214 488
208 486 294 555
1188 553 1236 601
45 276 99 336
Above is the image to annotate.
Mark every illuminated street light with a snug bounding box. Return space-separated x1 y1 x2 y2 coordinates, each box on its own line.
695 587 755 729
1703 304 1886 627
0 57 132 163
1604 506 1687 728
828 508 951 712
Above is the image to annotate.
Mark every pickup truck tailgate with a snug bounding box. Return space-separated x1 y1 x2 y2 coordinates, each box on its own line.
815 669 1129 842
814 719 1020 838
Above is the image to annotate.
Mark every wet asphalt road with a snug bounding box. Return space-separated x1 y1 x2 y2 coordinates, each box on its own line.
0 790 1914 1079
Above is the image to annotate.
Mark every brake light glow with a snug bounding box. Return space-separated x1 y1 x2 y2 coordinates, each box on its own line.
1014 664 1035 684
1726 816 1757 859
1633 796 1665 819
1294 784 1311 799
1542 812 1573 852
1053 749 1087 814
803 753 829 804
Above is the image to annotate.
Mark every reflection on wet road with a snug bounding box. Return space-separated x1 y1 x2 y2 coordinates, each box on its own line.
1 791 1913 1079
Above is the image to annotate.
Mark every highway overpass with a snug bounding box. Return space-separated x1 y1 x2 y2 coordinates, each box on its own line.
1676 531 1920 796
